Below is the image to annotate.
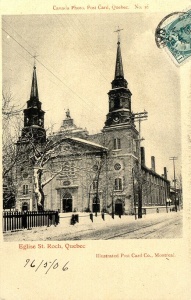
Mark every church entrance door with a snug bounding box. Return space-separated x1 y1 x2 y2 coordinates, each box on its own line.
92 196 100 213
63 192 72 212
115 199 123 215
22 202 29 211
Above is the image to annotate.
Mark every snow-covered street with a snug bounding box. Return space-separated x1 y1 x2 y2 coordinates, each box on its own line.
3 210 182 241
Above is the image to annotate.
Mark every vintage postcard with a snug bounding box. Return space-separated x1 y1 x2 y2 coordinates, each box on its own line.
1 0 191 299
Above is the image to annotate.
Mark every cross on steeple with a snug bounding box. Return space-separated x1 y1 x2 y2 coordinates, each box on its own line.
114 26 123 43
33 53 39 68
113 27 124 79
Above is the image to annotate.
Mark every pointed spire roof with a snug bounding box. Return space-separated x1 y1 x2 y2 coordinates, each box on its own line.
30 65 39 99
114 41 124 79
111 37 127 89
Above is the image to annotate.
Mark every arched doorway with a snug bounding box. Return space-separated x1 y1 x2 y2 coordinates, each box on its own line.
92 196 100 213
22 202 29 211
63 192 72 212
115 199 123 215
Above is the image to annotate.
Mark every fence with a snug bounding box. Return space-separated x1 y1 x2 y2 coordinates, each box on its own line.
3 211 59 232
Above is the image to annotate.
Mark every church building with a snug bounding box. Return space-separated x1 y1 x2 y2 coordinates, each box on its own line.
15 36 170 215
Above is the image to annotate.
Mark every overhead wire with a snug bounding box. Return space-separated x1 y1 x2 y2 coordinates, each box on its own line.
3 16 112 90
2 18 60 77
73 15 114 71
2 36 65 119
53 15 111 128
55 15 109 82
2 27 106 126
2 21 142 142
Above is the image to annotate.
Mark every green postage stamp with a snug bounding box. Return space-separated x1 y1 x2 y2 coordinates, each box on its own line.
155 9 191 64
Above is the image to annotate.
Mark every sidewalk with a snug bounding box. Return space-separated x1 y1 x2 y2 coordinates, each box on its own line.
3 210 182 242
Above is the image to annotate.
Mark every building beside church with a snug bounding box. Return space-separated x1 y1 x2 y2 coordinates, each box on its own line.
15 37 170 215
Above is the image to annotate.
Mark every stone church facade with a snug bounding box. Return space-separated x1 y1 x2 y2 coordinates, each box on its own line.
15 38 170 214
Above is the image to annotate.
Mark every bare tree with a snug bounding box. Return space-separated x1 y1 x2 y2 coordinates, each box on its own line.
2 89 77 211
84 151 107 214
2 88 23 178
2 87 23 208
16 128 76 210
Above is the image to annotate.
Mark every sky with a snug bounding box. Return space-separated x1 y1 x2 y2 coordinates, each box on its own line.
2 13 181 182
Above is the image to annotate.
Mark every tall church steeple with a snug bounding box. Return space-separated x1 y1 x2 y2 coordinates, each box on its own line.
104 33 134 128
20 65 46 143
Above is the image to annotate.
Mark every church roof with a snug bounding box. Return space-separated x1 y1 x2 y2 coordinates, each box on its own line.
141 164 170 182
68 137 108 151
114 41 124 79
30 66 39 99
111 34 128 90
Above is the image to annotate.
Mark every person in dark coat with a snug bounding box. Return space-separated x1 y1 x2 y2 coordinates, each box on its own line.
55 211 60 226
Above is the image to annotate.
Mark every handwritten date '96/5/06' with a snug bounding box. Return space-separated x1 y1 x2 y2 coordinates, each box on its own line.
24 259 69 274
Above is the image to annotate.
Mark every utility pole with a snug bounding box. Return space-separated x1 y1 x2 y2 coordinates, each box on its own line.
169 157 178 212
133 110 148 218
132 167 137 220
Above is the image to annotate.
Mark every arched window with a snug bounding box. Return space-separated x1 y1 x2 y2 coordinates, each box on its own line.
133 139 137 152
114 138 121 150
93 180 98 190
23 185 29 195
114 178 122 191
